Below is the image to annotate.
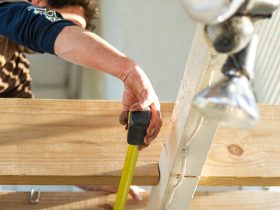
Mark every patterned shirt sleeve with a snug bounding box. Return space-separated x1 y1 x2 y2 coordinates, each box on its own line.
0 2 76 54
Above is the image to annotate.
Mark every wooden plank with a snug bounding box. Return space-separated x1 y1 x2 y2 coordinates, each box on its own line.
0 99 279 186
191 191 280 210
1 191 280 210
147 25 221 210
0 99 173 186
199 177 280 186
200 104 280 186
0 191 148 210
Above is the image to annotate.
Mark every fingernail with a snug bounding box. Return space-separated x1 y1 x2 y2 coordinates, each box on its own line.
148 128 155 136
144 137 149 145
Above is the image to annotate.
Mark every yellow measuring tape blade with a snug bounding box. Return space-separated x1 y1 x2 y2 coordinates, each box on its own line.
114 144 139 210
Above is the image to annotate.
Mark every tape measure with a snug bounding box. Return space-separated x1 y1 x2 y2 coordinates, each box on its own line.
114 110 151 210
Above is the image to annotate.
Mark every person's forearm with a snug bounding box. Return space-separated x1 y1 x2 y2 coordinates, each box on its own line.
55 26 162 145
54 26 136 81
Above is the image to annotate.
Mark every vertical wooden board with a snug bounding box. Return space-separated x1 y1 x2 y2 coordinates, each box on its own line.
147 24 221 210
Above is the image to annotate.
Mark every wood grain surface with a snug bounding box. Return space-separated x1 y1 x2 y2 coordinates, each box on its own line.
0 191 147 210
191 191 280 210
201 104 280 186
0 99 173 185
0 99 279 186
0 191 279 210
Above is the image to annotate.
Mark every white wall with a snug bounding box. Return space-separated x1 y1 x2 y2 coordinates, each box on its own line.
80 0 196 101
28 54 82 99
254 9 280 104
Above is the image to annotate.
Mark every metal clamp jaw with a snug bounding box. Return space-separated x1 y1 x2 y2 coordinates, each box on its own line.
29 188 41 204
183 0 279 25
202 0 279 76
184 0 279 128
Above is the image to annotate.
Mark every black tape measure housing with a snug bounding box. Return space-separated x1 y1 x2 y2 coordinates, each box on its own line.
127 110 151 146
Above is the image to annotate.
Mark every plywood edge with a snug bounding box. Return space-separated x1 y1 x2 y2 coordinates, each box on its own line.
0 175 159 186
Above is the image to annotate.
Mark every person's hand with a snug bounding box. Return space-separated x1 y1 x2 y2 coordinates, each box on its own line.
119 65 162 146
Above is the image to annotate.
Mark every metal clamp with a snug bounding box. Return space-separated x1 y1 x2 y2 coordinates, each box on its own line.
29 188 41 204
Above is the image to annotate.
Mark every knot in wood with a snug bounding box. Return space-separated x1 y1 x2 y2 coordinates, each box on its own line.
227 144 244 156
